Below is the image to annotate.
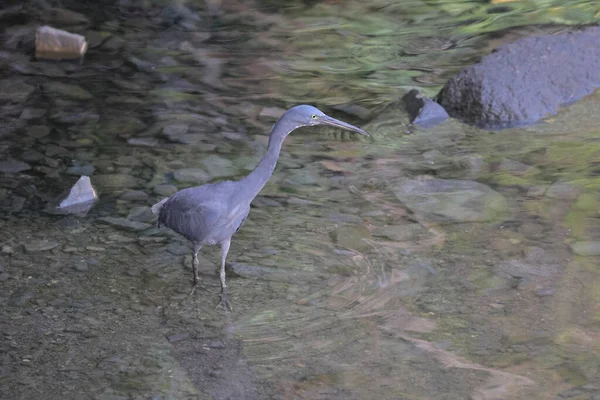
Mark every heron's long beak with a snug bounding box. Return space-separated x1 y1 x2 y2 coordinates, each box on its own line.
321 115 369 136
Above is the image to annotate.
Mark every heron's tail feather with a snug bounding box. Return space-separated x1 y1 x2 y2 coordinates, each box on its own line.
151 197 169 216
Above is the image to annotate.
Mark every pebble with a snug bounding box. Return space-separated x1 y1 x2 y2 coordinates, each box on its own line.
42 81 94 100
120 190 149 202
20 149 45 163
535 287 555 297
97 217 151 231
127 206 157 223
0 159 31 173
545 182 581 200
372 224 422 241
24 240 59 253
28 125 51 138
570 241 600 257
66 165 95 176
153 184 178 196
173 168 210 183
167 332 190 343
200 155 237 179
20 108 47 120
93 174 141 189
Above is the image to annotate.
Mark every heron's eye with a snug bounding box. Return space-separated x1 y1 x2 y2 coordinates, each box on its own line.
311 115 317 119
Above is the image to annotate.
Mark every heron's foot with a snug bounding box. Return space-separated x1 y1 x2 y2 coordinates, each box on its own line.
189 278 206 296
216 290 233 312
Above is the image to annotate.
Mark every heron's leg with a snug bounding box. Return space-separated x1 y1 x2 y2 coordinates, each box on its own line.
216 239 233 311
189 243 202 296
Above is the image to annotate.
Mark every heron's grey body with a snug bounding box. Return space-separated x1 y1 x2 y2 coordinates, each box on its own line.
152 105 368 310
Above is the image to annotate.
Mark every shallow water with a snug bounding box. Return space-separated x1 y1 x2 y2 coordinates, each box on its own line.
1 1 600 399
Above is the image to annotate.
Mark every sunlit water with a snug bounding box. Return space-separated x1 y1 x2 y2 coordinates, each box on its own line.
1 1 600 399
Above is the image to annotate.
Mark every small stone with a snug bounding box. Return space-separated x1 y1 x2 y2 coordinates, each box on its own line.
372 224 423 241
200 155 237 179
570 241 600 257
0 159 31 173
10 196 26 213
98 217 151 231
24 240 59 253
327 213 362 224
45 145 69 157
93 174 141 189
283 168 318 186
167 332 190 343
173 168 210 184
0 79 35 104
333 224 372 252
535 287 555 297
0 272 9 282
65 165 95 176
259 106 285 120
526 185 548 197
43 81 93 100
21 149 45 163
28 125 51 138
153 184 177 196
120 190 148 202
127 138 159 147
20 108 47 120
545 182 581 200
127 206 157 223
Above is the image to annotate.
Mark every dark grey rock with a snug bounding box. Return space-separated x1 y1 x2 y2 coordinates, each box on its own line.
28 125 51 138
200 155 238 179
0 159 31 173
437 27 600 128
98 217 151 231
167 332 190 343
43 81 94 100
93 174 141 189
402 89 448 128
20 108 47 120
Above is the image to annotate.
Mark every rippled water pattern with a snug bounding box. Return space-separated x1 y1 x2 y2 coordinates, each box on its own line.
1 0 600 399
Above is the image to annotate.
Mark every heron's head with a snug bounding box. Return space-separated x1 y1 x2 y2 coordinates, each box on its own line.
283 105 369 136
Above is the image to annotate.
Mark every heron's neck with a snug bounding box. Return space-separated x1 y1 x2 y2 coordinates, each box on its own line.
241 120 292 200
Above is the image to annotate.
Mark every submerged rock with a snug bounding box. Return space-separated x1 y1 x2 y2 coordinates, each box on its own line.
570 241 600 257
97 217 151 231
402 89 448 128
437 26 600 128
393 178 507 223
0 159 31 173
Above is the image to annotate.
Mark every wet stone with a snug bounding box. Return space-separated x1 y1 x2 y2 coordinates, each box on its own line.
93 174 141 189
20 108 47 120
167 332 190 343
333 224 372 252
283 168 318 186
28 125 51 138
173 168 210 184
120 190 148 202
327 213 362 224
24 240 59 253
98 217 151 231
393 178 508 223
200 155 238 179
127 206 157 223
546 182 581 200
154 184 178 196
535 287 555 297
372 224 423 241
66 165 95 176
45 145 68 157
0 79 35 103
570 241 600 257
0 159 31 173
20 149 46 163
42 82 94 100
527 185 548 198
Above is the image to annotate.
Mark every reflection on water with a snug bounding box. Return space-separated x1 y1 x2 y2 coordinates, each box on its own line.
1 0 600 399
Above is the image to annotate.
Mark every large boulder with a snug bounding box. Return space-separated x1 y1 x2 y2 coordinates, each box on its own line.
436 26 600 129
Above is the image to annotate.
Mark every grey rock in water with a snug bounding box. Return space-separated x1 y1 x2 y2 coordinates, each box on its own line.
97 217 151 231
570 241 600 257
437 26 600 128
402 89 448 128
153 184 178 196
393 178 508 223
127 206 157 223
120 190 149 202
0 159 31 173
0 79 35 104
200 155 238 179
173 168 210 184
24 240 59 253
